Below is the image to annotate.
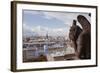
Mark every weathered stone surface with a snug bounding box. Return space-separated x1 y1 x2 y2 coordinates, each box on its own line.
69 15 91 59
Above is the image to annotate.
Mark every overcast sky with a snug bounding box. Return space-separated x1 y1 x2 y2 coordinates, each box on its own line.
22 10 91 37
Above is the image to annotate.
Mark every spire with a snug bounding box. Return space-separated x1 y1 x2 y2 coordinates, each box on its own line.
46 32 48 39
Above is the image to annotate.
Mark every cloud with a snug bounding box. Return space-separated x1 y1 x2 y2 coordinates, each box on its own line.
23 23 32 31
23 10 91 37
23 23 68 37
42 11 91 27
24 10 91 27
23 23 39 36
23 10 42 16
42 12 76 26
31 25 67 36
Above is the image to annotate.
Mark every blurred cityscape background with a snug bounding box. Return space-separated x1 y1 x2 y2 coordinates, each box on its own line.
22 10 90 62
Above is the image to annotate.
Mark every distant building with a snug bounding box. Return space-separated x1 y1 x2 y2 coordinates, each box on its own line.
23 36 76 62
